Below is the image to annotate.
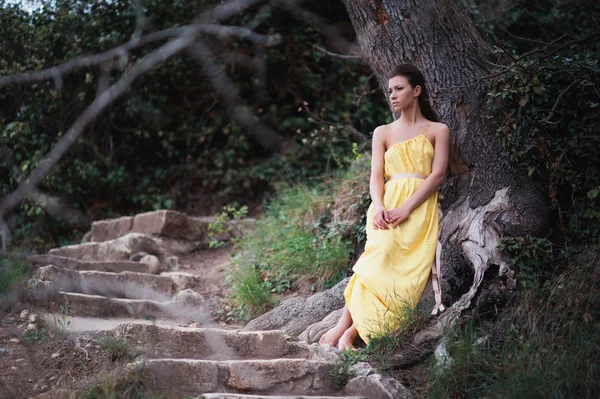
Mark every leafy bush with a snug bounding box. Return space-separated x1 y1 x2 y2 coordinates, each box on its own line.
0 0 388 251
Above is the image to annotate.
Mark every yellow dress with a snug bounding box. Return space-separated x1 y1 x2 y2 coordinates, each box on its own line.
344 125 439 343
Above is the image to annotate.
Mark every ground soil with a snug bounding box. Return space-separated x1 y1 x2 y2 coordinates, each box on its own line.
0 308 119 399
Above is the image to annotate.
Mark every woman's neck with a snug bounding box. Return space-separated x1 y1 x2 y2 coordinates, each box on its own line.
398 104 425 126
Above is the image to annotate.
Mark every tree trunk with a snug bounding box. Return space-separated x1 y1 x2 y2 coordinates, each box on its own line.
342 0 548 328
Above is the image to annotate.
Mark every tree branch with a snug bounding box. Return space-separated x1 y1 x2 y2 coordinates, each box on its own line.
187 40 283 151
0 23 278 89
313 45 363 61
0 28 199 249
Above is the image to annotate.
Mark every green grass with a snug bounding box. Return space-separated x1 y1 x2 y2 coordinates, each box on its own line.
427 249 600 399
83 363 159 399
0 256 29 294
226 182 354 320
98 335 136 363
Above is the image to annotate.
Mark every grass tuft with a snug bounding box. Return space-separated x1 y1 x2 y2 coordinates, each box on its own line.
427 248 600 399
0 255 29 294
98 334 137 363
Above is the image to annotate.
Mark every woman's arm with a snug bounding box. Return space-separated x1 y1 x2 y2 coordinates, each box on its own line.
386 124 450 228
370 126 389 230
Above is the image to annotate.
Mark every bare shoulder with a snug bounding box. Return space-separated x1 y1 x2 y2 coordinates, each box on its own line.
428 121 449 135
428 121 449 143
372 123 391 143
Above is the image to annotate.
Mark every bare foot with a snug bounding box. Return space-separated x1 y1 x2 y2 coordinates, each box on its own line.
319 325 346 346
337 328 357 351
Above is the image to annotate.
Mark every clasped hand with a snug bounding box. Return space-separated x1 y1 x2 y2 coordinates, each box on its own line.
372 204 412 230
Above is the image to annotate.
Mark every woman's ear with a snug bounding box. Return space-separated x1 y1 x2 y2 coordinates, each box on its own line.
414 85 422 97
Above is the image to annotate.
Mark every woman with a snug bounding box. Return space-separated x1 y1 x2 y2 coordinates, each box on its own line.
320 64 450 350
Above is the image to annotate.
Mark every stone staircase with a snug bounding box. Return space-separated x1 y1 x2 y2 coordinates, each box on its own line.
25 210 409 399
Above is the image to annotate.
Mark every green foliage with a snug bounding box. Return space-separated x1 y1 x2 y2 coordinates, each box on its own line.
225 265 276 321
83 362 160 399
481 1 600 246
0 256 29 294
207 205 248 248
364 294 430 370
498 235 553 289
329 348 368 388
427 321 498 399
98 335 135 363
22 327 50 344
225 180 359 320
428 250 600 399
0 0 388 251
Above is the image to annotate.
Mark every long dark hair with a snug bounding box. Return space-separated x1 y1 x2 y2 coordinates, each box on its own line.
387 64 469 175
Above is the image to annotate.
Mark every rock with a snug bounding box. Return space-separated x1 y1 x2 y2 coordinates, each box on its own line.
173 288 205 305
166 256 179 271
132 210 211 241
28 314 39 323
244 277 349 336
351 362 376 377
20 310 30 320
51 352 60 359
91 216 134 242
81 231 92 243
161 272 200 292
48 233 161 262
434 341 454 371
187 322 201 328
27 323 37 331
154 237 199 255
299 308 344 343
140 254 162 274
344 373 414 399
8 338 20 344
0 348 9 355
129 251 149 262
10 366 17 371
306 342 343 363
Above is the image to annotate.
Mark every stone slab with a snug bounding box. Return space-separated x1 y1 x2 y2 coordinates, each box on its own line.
28 254 156 274
114 324 299 360
35 265 172 300
91 216 133 242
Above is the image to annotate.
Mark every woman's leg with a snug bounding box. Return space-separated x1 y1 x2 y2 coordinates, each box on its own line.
319 305 353 346
337 323 358 351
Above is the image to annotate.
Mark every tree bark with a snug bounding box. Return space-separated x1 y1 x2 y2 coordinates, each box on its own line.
342 0 548 327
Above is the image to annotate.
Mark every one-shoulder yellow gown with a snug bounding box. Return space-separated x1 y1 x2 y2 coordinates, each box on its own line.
344 125 439 343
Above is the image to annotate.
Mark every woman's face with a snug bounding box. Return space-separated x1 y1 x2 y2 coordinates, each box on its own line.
388 76 420 112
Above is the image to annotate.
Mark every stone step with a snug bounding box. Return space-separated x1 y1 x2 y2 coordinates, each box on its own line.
28 254 158 274
40 313 185 332
114 324 306 360
48 233 161 262
34 265 173 300
91 210 214 242
54 292 205 321
201 395 364 399
138 359 337 397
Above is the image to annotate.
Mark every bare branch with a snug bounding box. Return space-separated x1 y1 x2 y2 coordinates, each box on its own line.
313 45 364 61
540 80 580 124
187 40 283 151
0 23 278 89
0 29 199 249
0 0 276 251
0 147 90 228
131 0 147 40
